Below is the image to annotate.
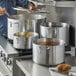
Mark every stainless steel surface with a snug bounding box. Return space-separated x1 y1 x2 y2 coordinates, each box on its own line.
13 32 39 49
49 68 76 76
50 69 70 76
14 55 76 76
40 22 69 45
0 36 18 57
15 59 51 76
50 69 76 76
0 35 33 76
0 36 19 74
33 38 65 65
0 58 12 76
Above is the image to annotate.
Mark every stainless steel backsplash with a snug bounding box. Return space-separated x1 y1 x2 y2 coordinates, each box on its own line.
46 5 76 46
55 7 75 46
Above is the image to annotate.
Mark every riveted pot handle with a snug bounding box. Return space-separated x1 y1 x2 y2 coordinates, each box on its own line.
9 22 12 27
46 47 50 64
46 47 50 52
52 28 57 38
16 38 19 44
39 46 42 53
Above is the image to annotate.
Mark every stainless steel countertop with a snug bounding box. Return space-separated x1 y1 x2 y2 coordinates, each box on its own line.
16 55 76 76
16 58 51 76
0 35 18 57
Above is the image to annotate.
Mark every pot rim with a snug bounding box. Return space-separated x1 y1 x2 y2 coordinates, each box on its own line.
41 22 69 28
33 38 65 46
14 32 38 38
8 14 24 19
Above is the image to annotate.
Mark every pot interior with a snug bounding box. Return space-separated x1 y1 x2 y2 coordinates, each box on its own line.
34 38 64 46
44 22 68 28
36 38 59 46
14 32 38 38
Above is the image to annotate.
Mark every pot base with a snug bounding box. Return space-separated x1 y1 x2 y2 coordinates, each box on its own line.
33 60 65 66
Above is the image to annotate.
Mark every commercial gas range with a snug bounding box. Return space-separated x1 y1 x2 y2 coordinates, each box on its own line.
0 35 32 76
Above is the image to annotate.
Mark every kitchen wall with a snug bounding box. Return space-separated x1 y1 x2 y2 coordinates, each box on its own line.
56 7 75 46
46 3 76 46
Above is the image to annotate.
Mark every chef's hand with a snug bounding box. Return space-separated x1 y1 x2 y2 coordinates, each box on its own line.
0 7 6 16
29 2 37 11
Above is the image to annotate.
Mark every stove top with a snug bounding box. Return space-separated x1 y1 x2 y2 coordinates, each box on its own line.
0 35 32 58
7 39 32 56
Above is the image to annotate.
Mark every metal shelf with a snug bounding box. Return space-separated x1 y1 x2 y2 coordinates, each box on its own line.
55 1 76 7
30 1 76 7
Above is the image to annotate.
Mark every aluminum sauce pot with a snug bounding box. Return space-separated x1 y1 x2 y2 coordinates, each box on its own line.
8 14 25 40
31 13 46 36
13 32 39 50
40 22 69 45
33 38 65 65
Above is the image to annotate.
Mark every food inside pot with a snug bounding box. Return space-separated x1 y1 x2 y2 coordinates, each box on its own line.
37 40 59 46
14 32 33 38
21 32 32 38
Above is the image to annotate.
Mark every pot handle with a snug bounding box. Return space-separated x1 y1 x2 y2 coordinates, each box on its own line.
16 38 19 44
46 47 50 64
52 28 57 38
39 46 42 53
46 47 50 53
9 22 12 27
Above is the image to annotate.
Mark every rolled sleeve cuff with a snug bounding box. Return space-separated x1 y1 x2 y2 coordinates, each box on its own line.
17 0 30 8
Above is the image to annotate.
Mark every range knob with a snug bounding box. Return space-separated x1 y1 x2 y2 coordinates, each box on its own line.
2 53 5 57
3 55 7 62
1 53 6 61
0 51 3 57
7 58 12 65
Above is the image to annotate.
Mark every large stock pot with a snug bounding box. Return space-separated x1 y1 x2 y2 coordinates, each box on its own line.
40 22 69 45
31 13 46 36
13 32 38 50
33 38 65 65
7 14 25 40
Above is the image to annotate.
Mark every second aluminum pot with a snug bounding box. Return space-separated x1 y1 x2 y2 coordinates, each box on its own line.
40 22 69 45
33 38 65 65
13 32 39 49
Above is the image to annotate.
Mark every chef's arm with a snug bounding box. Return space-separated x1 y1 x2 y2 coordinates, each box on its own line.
16 0 30 8
16 0 37 11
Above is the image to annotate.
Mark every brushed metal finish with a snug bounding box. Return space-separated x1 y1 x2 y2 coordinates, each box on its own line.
40 22 69 45
13 32 39 49
33 38 65 65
